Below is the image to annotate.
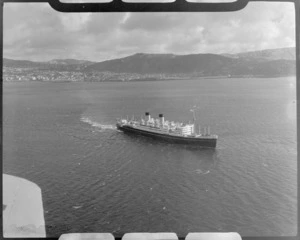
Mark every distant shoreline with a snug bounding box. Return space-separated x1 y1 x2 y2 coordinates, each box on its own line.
3 48 296 82
3 75 296 84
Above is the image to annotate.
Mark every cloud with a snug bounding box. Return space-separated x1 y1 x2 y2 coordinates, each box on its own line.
3 1 296 62
120 13 185 32
60 13 92 32
4 3 66 60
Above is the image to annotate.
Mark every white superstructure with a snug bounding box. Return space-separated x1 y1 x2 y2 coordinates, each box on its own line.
118 112 215 138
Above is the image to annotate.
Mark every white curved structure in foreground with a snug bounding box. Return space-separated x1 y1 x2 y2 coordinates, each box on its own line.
3 174 46 237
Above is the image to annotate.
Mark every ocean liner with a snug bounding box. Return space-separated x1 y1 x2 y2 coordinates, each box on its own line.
116 112 218 148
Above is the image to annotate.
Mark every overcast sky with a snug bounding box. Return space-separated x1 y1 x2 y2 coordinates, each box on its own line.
3 1 295 62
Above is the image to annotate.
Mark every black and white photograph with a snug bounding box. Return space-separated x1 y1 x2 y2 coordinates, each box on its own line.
2 1 297 238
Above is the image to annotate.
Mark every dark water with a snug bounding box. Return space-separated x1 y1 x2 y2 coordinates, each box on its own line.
3 78 297 237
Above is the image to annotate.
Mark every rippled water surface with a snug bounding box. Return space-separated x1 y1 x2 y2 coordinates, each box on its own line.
3 78 297 237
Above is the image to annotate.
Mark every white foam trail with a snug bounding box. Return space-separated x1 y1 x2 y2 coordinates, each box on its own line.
72 206 82 209
195 169 210 175
81 117 116 130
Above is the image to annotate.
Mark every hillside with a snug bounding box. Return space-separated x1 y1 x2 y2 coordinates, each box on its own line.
3 47 296 81
84 53 236 74
83 50 296 76
3 58 93 70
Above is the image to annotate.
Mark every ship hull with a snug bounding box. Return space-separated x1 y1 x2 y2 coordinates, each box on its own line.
117 124 217 148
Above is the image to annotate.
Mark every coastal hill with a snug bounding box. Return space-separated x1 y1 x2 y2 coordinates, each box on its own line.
84 53 234 74
83 50 295 76
3 58 93 70
3 47 296 81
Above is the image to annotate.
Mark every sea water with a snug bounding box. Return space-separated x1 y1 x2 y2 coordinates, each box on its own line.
3 77 297 237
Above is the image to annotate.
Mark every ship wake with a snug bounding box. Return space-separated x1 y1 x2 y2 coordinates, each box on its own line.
80 117 116 130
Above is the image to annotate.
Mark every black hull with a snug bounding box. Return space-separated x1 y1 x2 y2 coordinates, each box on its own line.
117 124 217 148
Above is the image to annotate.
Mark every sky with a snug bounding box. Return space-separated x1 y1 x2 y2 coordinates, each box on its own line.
3 1 295 62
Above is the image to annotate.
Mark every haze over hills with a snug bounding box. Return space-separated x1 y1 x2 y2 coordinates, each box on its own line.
48 59 93 65
3 58 93 69
223 47 296 61
3 47 296 81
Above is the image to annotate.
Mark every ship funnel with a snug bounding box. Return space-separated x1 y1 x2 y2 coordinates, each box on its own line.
145 112 151 121
159 114 164 125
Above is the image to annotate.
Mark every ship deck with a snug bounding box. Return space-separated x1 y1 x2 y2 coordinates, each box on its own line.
119 123 218 139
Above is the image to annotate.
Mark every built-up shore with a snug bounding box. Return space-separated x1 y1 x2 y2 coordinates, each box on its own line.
3 67 294 82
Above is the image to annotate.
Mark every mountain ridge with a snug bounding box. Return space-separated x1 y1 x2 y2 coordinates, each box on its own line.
4 47 296 66
3 47 296 80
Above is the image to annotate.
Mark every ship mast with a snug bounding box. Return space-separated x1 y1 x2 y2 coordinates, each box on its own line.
190 109 196 123
190 108 196 135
